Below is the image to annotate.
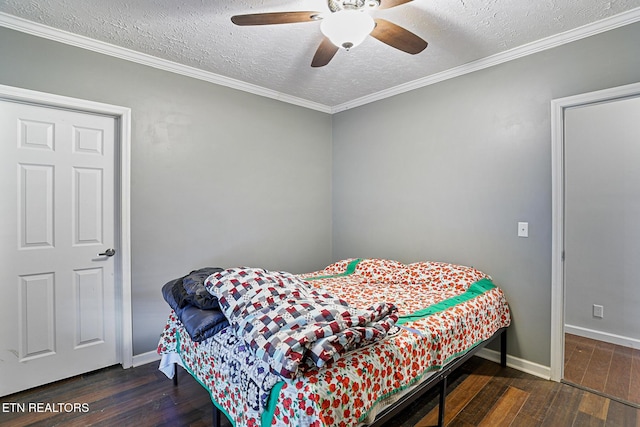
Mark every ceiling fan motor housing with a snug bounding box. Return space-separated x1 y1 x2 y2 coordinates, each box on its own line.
329 0 381 12
231 0 426 67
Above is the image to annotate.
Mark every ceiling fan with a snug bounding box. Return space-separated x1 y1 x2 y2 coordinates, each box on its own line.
231 0 428 67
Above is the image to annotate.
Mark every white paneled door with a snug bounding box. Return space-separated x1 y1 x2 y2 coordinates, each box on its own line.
0 100 118 396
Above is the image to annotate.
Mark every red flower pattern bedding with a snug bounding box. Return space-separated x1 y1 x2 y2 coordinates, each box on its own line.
157 258 511 427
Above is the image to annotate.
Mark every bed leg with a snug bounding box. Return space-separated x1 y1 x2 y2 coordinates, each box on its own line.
173 362 178 386
213 406 221 427
438 376 447 427
500 329 507 367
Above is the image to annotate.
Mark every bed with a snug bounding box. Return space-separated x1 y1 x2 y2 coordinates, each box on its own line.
157 258 511 427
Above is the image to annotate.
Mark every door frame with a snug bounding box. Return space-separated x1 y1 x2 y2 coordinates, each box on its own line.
550 81 640 382
0 83 133 369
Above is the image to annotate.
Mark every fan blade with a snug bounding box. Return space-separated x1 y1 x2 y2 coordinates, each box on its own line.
378 0 414 9
311 37 339 67
231 11 321 26
370 19 427 54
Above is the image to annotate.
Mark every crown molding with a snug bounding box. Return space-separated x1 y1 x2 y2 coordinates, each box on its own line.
0 12 333 114
331 7 640 113
1 8 639 115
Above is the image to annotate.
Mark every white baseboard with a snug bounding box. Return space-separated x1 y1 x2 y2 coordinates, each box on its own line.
565 324 640 350
131 350 161 367
476 348 551 380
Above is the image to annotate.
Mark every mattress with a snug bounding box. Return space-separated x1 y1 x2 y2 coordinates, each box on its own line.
157 258 511 427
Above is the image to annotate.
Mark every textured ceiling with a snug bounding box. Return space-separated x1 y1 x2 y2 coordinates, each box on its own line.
1 0 640 111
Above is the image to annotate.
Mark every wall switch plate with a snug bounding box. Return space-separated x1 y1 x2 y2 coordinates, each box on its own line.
593 304 604 318
518 222 529 237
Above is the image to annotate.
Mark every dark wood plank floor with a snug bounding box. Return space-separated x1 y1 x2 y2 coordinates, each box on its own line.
565 333 640 407
1 356 639 426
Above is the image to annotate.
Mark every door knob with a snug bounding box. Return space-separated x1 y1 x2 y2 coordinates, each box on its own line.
98 248 116 257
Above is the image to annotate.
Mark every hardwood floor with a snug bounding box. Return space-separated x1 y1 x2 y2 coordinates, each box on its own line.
0 362 220 427
564 334 640 408
564 333 640 408
1 356 639 427
389 356 639 427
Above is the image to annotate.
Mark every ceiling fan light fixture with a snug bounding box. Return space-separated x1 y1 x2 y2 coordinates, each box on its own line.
320 10 375 50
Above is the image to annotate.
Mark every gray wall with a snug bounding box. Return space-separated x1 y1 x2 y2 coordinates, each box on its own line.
564 96 640 343
2 21 640 366
331 22 640 366
0 27 333 354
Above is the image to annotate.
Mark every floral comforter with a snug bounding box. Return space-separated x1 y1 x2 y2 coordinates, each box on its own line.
157 258 511 427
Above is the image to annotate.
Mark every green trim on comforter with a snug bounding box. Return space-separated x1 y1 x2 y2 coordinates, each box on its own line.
397 278 496 325
262 382 285 427
303 258 362 280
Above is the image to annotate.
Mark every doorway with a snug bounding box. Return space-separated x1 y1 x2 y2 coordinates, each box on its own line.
550 83 640 404
0 84 132 396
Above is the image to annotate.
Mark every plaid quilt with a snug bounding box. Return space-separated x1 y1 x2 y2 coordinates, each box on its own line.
205 267 399 379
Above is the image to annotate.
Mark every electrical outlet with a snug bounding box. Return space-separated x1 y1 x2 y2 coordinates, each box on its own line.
593 304 604 318
518 222 528 238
